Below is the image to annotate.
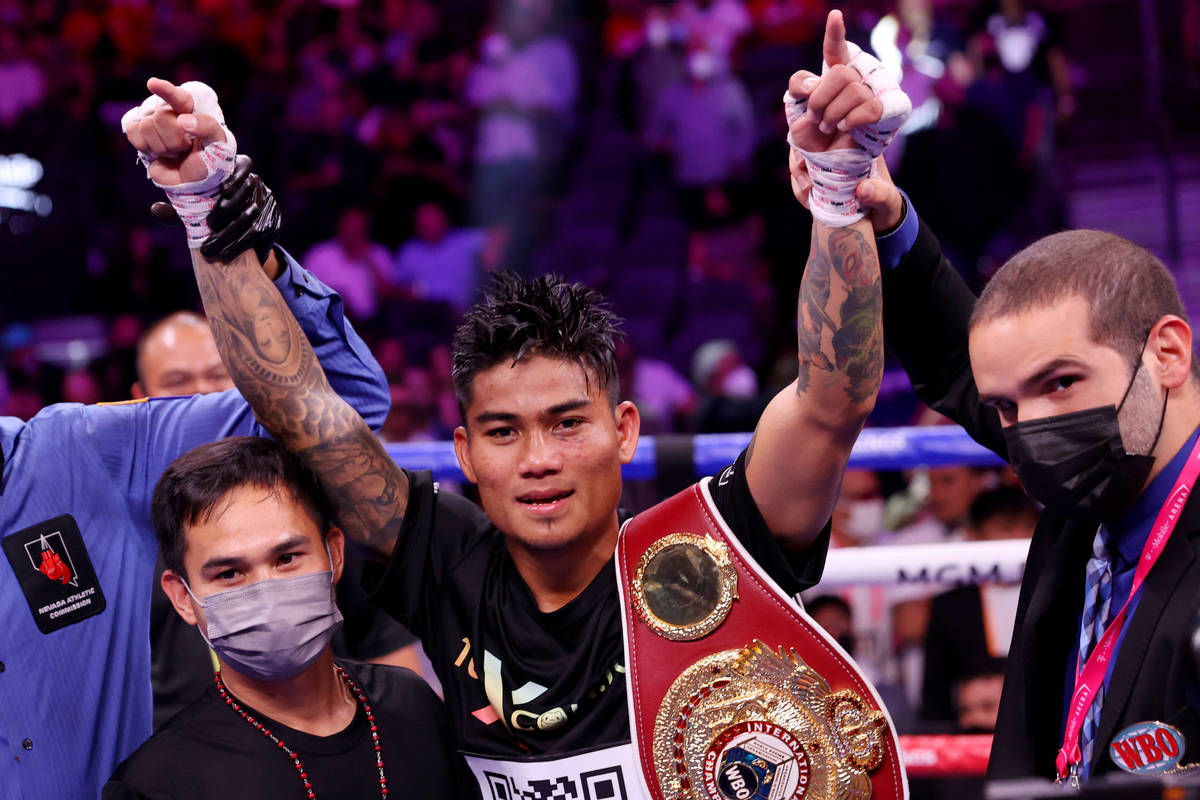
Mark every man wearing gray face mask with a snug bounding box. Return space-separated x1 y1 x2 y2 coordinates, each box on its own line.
103 437 476 800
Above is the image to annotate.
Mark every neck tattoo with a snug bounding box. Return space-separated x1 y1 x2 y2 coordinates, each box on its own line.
214 665 388 799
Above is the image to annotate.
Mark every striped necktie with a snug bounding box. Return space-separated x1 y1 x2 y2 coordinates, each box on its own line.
1077 526 1113 777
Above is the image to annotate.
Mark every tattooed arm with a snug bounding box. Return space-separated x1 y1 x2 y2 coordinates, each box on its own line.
743 217 882 547
192 248 408 561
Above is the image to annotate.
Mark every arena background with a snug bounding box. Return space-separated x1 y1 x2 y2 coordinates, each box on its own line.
2 0 1200 784
1 0 1198 416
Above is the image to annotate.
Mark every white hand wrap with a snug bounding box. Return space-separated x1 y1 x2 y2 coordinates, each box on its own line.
783 42 911 227
787 133 877 227
121 81 238 248
837 42 911 157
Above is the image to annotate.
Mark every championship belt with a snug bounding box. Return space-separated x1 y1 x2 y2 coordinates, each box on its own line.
616 478 908 800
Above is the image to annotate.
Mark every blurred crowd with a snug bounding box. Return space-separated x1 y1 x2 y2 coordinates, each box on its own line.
809 456 1034 737
0 0 1086 425
0 0 1103 740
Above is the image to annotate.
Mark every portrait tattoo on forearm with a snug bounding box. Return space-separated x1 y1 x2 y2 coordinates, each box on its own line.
795 226 883 404
191 249 408 555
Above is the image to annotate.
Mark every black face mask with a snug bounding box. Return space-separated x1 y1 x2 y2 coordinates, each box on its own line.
1002 359 1167 523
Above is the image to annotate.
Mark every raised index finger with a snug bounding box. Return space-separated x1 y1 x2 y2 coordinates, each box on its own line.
823 10 850 67
147 77 194 115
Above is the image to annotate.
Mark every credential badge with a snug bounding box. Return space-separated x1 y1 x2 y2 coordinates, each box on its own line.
1110 721 1185 775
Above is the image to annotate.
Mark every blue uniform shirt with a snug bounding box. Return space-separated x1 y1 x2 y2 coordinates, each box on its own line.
1062 426 1200 775
0 250 388 800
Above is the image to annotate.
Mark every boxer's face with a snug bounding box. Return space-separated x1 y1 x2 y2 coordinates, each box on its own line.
453 355 639 558
970 294 1147 428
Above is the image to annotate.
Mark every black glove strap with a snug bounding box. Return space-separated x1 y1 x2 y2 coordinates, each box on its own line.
147 155 282 264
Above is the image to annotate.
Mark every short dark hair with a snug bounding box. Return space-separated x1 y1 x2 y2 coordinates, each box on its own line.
450 272 623 412
152 437 332 580
971 230 1199 379
956 657 1008 689
967 486 1038 530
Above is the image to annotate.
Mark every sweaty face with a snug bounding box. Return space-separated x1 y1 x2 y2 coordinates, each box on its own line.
453 356 639 559
970 295 1162 452
139 323 233 397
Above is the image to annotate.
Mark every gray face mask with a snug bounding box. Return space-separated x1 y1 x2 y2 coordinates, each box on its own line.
182 543 343 682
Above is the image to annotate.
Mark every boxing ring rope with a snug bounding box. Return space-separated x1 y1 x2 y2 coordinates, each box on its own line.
821 538 1028 589
383 426 1009 777
381 425 1008 481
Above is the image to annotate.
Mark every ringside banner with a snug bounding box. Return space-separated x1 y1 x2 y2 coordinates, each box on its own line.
819 539 1030 589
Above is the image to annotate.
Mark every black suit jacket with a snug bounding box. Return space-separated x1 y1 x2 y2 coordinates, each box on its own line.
883 217 1200 778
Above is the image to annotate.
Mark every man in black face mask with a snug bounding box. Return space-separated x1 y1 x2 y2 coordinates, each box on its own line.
788 56 1200 783
880 224 1200 785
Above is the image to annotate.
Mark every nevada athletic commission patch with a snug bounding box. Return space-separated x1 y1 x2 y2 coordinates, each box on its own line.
4 514 107 633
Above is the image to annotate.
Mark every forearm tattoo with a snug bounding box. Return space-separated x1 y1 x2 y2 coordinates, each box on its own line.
191 249 407 556
304 427 408 557
795 226 883 404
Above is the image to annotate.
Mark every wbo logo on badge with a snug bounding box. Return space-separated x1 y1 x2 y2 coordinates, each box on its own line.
1109 721 1185 774
703 722 811 800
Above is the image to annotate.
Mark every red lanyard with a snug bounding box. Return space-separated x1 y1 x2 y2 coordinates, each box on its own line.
1056 435 1200 782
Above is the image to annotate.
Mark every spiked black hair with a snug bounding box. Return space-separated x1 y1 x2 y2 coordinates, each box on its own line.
451 272 623 412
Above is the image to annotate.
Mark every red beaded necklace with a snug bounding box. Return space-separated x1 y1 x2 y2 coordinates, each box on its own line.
213 665 389 799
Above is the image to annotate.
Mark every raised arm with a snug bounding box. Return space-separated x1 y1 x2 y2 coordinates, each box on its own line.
865 188 1007 457
745 219 881 547
271 246 390 431
784 49 1009 459
193 246 408 561
146 143 390 432
745 11 901 547
122 77 407 561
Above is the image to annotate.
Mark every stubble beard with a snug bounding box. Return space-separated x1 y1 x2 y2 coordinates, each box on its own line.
1118 364 1166 456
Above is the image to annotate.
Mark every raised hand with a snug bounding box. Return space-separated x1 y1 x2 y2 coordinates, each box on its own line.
151 155 284 269
783 10 911 227
122 78 238 247
123 78 231 186
786 12 906 231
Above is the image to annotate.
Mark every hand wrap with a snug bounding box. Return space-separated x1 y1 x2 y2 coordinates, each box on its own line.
151 155 282 264
121 81 237 248
784 42 911 227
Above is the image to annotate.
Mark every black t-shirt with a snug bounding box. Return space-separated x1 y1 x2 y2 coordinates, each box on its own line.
104 662 477 800
364 451 829 758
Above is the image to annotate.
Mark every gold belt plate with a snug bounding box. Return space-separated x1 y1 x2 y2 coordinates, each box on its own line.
651 641 887 800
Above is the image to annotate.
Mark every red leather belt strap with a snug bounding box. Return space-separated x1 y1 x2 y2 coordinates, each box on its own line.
616 478 907 800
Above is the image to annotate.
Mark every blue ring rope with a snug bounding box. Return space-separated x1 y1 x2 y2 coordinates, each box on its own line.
382 426 1006 481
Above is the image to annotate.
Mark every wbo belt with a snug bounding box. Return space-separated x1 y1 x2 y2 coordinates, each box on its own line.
616 477 908 800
